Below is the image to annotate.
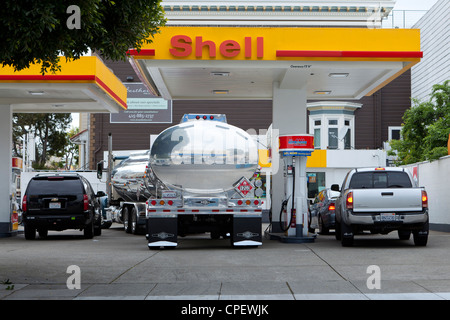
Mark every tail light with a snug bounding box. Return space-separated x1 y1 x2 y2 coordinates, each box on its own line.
83 194 89 211
346 192 353 209
22 195 27 212
422 190 428 208
328 203 335 211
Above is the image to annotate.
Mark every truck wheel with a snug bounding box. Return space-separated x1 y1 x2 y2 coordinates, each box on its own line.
24 224 36 240
340 221 354 247
413 221 429 246
84 217 94 239
123 207 131 233
131 207 138 235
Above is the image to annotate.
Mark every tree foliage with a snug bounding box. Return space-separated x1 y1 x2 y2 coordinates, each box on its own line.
389 80 450 165
13 113 73 169
0 0 166 74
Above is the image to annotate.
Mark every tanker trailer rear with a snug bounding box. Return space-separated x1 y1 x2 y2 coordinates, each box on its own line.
146 114 263 248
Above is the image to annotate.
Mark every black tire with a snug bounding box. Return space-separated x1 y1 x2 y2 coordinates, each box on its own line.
24 224 36 240
340 220 354 247
319 215 330 235
413 221 429 246
84 215 94 239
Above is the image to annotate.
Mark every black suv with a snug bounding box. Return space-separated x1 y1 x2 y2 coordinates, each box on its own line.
22 174 103 240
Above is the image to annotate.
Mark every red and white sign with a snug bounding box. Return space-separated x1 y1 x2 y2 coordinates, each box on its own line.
279 134 314 152
235 177 254 197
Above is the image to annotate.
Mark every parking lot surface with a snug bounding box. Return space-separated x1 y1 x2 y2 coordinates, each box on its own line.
1 224 450 300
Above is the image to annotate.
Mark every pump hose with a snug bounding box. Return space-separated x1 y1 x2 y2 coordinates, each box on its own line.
279 165 295 232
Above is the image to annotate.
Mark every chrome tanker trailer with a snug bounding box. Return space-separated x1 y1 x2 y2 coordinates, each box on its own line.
99 114 264 248
146 114 263 249
98 147 160 233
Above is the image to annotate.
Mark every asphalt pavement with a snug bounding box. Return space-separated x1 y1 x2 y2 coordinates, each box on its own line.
1 223 450 301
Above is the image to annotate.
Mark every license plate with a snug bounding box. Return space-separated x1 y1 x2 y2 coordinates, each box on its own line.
380 212 396 221
49 202 61 209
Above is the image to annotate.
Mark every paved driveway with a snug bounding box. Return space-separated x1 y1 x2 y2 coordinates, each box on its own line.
1 224 450 300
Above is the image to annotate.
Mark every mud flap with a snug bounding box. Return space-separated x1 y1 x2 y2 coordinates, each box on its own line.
231 216 262 247
147 217 178 248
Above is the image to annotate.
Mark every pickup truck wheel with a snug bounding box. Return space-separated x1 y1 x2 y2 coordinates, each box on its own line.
413 221 429 246
340 221 354 247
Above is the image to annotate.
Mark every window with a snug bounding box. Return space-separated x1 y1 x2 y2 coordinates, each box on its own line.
314 128 321 149
388 126 402 140
349 171 412 189
344 129 351 149
328 128 338 149
327 119 339 149
307 102 361 150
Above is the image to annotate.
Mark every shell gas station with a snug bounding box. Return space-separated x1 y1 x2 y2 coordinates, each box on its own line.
0 5 423 238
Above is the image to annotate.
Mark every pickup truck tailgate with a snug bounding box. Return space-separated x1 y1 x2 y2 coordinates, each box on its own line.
352 188 423 213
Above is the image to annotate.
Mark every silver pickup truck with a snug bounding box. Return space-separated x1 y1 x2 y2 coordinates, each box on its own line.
331 167 429 247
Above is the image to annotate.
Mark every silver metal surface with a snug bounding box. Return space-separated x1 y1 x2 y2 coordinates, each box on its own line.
150 121 258 194
111 151 154 202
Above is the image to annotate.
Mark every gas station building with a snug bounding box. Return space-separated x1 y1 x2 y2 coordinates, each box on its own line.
1 0 424 236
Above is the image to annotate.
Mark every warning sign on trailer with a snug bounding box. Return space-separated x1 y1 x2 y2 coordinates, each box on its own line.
234 177 254 197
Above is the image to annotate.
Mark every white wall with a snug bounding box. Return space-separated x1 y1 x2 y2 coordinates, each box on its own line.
411 0 450 102
402 156 450 231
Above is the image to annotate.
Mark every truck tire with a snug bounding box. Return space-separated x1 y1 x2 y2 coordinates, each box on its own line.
24 224 36 240
84 216 94 239
131 207 138 235
123 207 132 233
413 221 429 246
340 220 354 247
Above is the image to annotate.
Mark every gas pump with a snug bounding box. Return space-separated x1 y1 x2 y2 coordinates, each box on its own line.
278 134 316 243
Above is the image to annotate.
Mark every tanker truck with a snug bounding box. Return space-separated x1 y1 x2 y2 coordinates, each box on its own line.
146 114 263 249
97 149 156 234
98 114 264 248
